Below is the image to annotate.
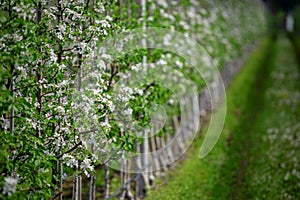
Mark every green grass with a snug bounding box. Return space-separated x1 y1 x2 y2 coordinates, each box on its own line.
146 37 277 200
211 38 276 200
242 37 300 199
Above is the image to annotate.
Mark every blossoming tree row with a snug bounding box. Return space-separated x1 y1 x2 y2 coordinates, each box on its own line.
0 0 265 199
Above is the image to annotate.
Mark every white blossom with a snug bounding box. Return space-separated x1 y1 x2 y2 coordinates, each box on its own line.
175 60 183 68
2 176 18 196
80 158 94 172
63 155 79 168
157 59 167 65
58 80 68 87
56 106 65 113
135 89 143 96
131 65 139 71
157 0 168 8
124 108 133 116
49 49 58 62
94 2 105 13
1 116 10 130
34 102 40 108
105 15 113 22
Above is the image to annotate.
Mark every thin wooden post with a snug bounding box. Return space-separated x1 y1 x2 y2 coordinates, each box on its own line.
72 174 78 200
78 175 82 200
89 144 96 200
104 163 110 200
89 175 96 200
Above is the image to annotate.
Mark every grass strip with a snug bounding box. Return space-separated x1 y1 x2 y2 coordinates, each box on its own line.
146 37 276 200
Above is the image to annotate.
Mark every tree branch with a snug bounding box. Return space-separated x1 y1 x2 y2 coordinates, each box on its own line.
57 141 83 158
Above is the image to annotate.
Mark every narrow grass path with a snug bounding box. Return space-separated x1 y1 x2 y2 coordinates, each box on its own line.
242 37 300 199
146 36 300 200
